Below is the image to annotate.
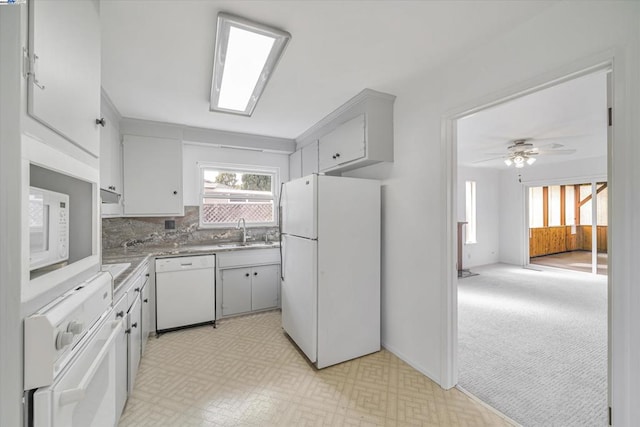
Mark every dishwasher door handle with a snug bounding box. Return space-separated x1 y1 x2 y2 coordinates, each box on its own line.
180 263 193 267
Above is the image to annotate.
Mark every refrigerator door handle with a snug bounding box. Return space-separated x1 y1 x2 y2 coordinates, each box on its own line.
279 181 285 280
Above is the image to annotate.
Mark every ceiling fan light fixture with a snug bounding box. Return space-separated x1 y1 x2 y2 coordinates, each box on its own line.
513 155 525 164
504 158 513 166
210 13 291 116
526 157 536 165
515 162 525 169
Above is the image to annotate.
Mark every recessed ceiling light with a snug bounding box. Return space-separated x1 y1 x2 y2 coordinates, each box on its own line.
210 13 291 116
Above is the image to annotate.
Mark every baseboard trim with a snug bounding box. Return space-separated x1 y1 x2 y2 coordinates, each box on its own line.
456 385 522 427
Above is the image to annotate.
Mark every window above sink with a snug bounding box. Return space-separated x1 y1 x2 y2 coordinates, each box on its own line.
198 163 279 229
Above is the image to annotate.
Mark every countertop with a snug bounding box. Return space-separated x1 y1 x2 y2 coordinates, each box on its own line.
103 241 280 294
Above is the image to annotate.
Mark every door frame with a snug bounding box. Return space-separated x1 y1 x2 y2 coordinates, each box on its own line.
440 58 613 396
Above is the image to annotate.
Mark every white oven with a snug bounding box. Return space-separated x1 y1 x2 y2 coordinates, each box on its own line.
24 272 119 427
29 186 69 271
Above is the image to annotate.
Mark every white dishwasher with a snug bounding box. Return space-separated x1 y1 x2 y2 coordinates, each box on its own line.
155 254 216 333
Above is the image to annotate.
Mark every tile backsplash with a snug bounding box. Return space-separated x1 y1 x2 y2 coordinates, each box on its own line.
102 206 278 250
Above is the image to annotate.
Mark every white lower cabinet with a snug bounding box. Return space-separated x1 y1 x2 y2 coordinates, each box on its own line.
113 296 128 420
221 268 252 316
217 248 281 318
127 295 142 395
220 264 280 317
114 260 150 425
251 265 280 311
140 280 151 356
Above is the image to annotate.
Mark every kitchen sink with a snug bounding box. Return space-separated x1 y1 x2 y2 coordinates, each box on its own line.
101 262 131 280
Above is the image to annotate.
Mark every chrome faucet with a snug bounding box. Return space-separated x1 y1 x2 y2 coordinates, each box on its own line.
236 218 247 245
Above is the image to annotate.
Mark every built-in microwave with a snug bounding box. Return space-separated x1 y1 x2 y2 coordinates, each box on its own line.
29 187 69 271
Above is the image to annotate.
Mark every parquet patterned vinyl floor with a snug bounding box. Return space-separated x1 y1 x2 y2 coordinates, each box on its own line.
119 311 512 427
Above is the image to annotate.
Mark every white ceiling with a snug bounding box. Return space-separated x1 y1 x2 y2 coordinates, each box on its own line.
457 71 608 168
101 0 558 141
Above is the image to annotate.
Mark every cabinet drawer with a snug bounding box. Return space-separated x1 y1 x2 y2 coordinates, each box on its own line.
126 270 148 310
217 248 279 268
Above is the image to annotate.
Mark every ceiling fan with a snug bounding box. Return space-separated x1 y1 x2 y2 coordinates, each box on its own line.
474 138 577 168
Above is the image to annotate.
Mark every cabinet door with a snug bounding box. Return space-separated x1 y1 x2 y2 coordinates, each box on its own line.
318 115 365 172
221 268 252 316
113 297 128 421
301 141 319 176
140 280 151 356
127 296 142 395
289 150 302 181
251 265 280 311
123 135 183 216
100 113 123 216
28 0 101 156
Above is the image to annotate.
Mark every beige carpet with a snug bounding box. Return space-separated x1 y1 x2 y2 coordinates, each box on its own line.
120 311 512 426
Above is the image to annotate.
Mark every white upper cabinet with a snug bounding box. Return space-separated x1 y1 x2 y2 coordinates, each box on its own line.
318 115 365 172
100 113 123 216
289 149 302 181
298 89 395 175
301 140 319 176
122 135 183 216
27 0 101 157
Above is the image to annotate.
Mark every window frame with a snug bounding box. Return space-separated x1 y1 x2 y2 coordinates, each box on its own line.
198 162 279 229
465 180 477 244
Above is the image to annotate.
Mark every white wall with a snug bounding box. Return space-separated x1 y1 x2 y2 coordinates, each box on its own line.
499 156 607 265
182 143 290 207
348 2 640 423
457 166 500 269
0 6 25 426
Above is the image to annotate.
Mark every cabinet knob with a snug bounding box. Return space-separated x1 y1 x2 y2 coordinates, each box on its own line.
135 287 140 292
144 298 148 303
116 311 124 318
132 322 138 329
145 273 149 277
245 273 250 277
95 117 106 127
335 153 340 158
332 155 336 159
254 272 258 276
173 190 178 195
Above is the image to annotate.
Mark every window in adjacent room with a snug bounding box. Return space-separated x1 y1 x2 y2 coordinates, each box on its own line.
529 186 544 228
199 164 278 228
564 185 575 225
465 180 477 244
548 185 562 226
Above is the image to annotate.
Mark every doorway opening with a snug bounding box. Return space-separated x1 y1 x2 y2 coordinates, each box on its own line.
451 66 610 426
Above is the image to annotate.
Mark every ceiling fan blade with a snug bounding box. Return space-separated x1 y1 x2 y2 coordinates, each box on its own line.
472 155 505 164
535 149 577 155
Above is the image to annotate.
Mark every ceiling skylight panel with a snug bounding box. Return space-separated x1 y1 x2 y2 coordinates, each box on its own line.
210 13 291 116
218 27 275 111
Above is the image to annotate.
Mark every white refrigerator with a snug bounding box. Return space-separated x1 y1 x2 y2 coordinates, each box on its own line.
280 174 380 368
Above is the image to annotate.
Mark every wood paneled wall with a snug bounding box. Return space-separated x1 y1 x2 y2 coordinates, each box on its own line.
529 225 608 257
578 225 608 252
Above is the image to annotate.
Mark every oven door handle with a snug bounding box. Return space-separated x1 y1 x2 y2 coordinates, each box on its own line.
58 320 122 406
